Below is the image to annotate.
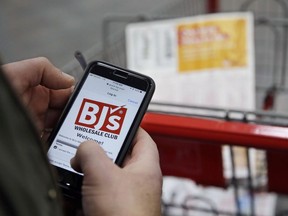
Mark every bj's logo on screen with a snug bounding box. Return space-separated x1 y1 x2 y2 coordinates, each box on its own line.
75 98 127 137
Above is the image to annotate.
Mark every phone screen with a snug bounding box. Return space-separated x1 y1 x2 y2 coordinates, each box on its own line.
47 71 146 174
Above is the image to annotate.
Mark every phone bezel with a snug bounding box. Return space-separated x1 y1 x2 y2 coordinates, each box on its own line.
47 61 155 198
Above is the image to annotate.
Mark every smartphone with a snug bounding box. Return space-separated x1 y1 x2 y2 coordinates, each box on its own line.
47 61 155 198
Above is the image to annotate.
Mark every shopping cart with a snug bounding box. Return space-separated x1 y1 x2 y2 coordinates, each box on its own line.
142 103 288 216
63 0 288 215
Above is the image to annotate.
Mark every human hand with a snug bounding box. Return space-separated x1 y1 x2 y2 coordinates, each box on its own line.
2 57 75 133
71 128 163 216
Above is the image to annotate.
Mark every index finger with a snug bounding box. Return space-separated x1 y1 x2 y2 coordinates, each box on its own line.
2 57 75 91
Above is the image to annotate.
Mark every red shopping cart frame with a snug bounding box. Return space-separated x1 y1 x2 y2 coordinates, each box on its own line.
141 112 288 192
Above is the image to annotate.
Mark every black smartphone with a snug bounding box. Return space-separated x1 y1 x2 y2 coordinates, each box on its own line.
47 61 155 199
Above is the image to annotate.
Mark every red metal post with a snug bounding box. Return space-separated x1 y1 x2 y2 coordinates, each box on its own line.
207 0 219 13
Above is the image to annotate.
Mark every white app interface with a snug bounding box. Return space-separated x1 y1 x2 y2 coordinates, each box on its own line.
47 73 146 173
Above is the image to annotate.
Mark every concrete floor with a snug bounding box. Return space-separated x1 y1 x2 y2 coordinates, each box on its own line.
0 0 175 67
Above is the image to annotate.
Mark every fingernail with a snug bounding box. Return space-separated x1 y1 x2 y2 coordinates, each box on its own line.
62 72 74 80
71 85 75 92
70 157 75 165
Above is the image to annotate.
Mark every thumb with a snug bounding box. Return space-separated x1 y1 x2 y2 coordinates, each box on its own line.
70 141 116 182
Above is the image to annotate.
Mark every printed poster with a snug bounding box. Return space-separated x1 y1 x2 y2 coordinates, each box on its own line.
126 12 255 110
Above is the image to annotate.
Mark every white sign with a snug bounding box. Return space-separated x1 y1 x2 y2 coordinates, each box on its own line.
126 12 255 110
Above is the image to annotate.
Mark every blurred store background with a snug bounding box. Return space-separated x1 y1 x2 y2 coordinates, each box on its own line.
0 0 175 67
2 0 288 215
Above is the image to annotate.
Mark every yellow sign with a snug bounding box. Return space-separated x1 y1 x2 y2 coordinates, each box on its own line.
177 18 248 72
